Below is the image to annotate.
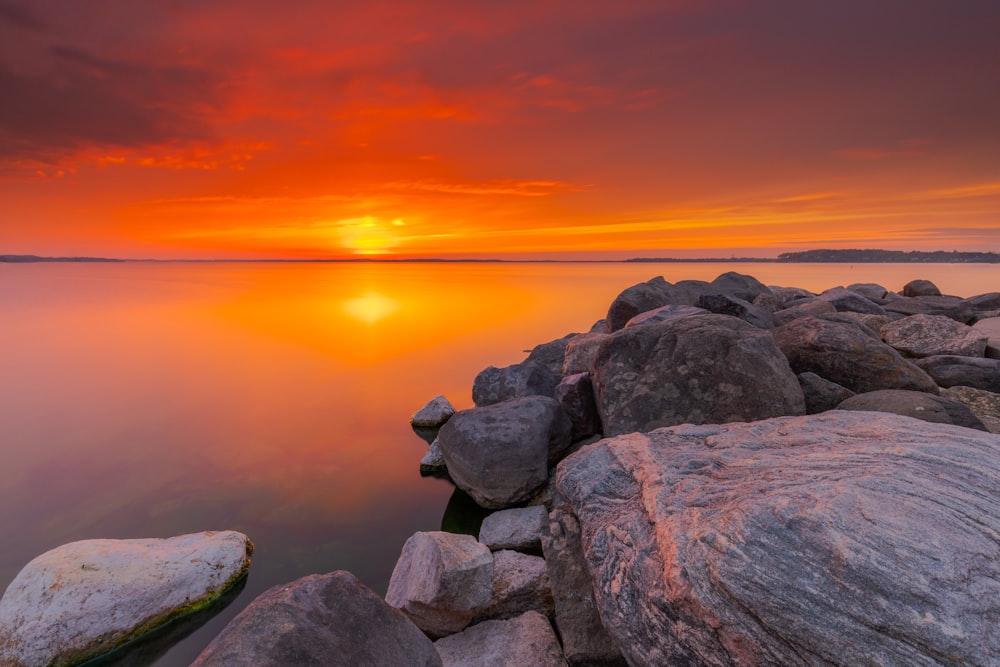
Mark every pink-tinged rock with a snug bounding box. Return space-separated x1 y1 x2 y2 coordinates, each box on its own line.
386 531 493 638
557 412 1000 666
973 317 1000 359
0 531 252 667
473 550 553 623
881 314 988 358
434 611 567 667
562 332 609 376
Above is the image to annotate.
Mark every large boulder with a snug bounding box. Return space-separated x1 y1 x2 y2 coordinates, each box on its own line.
473 550 554 622
605 276 678 332
557 412 1000 666
816 286 886 315
881 314 988 358
0 531 252 667
472 360 559 407
914 355 1000 392
902 278 942 297
593 313 805 436
541 507 626 666
773 316 939 394
479 506 547 554
385 531 493 638
708 271 771 302
437 396 573 508
434 611 567 667
192 571 441 666
836 389 988 431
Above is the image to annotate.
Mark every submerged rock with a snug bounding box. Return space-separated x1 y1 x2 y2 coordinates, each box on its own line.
557 412 1000 666
192 571 440 666
0 531 252 667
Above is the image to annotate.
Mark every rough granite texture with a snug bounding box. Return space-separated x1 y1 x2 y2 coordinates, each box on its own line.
434 611 567 667
0 531 252 667
880 314 988 358
557 412 1000 666
479 506 547 553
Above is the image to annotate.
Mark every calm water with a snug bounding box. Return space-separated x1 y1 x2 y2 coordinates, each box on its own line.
1 261 997 664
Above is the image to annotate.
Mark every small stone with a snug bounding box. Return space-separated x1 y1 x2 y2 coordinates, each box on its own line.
411 395 456 428
479 506 547 553
420 437 447 473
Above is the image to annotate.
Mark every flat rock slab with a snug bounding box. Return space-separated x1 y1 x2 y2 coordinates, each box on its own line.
479 506 547 553
557 412 1000 666
881 314 988 358
434 611 567 667
0 531 252 667
192 571 441 666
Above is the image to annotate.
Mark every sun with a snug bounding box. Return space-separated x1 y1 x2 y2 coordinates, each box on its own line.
339 216 405 255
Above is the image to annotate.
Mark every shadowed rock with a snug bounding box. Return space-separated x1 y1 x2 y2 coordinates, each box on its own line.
528 334 578 377
411 395 456 428
847 282 890 300
914 355 1000 392
902 278 942 297
884 295 973 322
709 271 771 302
473 550 554 623
434 611 567 667
562 332 609 375
973 317 1000 359
0 531 253 667
438 396 572 508
797 371 855 414
192 571 441 666
881 314 988 358
386 532 493 638
479 506 547 554
817 286 886 315
605 276 678 332
695 293 775 328
472 360 559 407
773 316 938 394
557 412 1000 666
623 304 708 328
836 389 988 431
554 373 601 442
772 298 836 326
594 313 804 436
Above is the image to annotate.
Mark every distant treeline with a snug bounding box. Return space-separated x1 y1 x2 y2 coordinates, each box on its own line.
0 255 122 263
777 249 1000 263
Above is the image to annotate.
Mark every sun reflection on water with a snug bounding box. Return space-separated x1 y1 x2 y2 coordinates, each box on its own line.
342 291 399 324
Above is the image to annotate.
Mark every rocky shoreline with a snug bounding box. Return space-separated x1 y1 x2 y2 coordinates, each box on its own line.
3 272 1000 665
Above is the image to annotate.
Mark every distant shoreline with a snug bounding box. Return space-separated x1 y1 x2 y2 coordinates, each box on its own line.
3 250 999 264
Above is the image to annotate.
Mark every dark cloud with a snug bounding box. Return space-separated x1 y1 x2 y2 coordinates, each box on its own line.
0 1 47 32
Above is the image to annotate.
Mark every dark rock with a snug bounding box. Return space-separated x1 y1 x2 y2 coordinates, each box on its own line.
192 571 441 666
541 507 627 667
420 437 448 475
883 295 973 323
769 285 815 306
847 282 890 300
816 286 886 315
836 389 988 431
830 311 891 334
708 271 771 302
434 611 567 667
593 314 804 436
973 317 1000 359
554 373 601 442
902 278 942 297
773 316 939 394
881 314 988 358
797 371 855 414
695 293 775 328
438 397 573 508
479 506 547 553
386 531 493 638
623 304 708 328
528 334 577 378
589 319 608 333
473 550 554 623
963 292 1000 312
914 355 1000 392
604 276 677 332
472 360 559 407
772 299 836 326
557 412 1000 667
562 333 609 375
411 395 456 428
751 291 783 313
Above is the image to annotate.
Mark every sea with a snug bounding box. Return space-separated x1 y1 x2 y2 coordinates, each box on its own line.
1 260 997 664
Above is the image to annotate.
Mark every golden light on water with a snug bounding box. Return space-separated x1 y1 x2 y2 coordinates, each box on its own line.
342 291 399 324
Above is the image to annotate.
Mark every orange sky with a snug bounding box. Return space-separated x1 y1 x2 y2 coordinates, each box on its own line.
1 0 998 259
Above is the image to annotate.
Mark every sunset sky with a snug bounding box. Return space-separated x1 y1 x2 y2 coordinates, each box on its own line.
1 0 998 259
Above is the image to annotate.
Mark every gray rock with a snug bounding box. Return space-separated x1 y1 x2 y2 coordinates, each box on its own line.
831 311 892 334
797 371 855 414
695 292 775 328
751 291 783 313
420 437 447 474
773 315 939 394
594 313 804 436
817 286 887 315
386 531 493 638
769 285 815 306
554 372 601 442
605 276 678 332
836 389 988 431
479 506 547 553
411 395 456 428
708 271 772 302
973 317 1000 359
528 334 577 377
437 396 573 508
964 292 1000 315
557 412 1000 667
772 298 836 326
847 282 890 300
541 506 627 666
983 415 1000 434
623 304 708 328
881 314 988 358
902 278 942 297
435 611 567 667
0 531 252 667
192 571 441 666
914 355 1000 392
472 360 559 407
942 385 1000 420
884 295 973 322
474 550 554 622
562 332 609 375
